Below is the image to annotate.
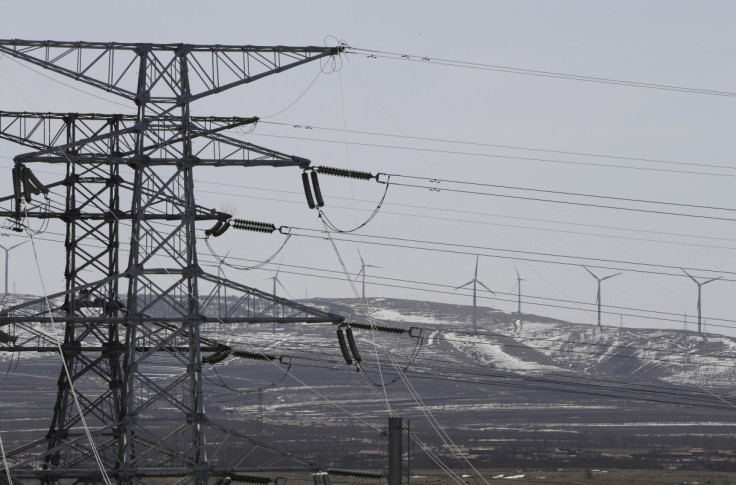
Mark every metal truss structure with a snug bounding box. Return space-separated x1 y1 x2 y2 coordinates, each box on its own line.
0 40 345 484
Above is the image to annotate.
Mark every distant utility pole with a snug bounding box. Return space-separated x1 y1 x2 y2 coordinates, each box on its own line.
0 241 26 304
388 417 403 485
582 266 621 329
682 269 722 335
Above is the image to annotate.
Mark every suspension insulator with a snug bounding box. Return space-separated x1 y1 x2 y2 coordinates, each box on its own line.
316 165 374 180
202 350 229 365
336 328 353 365
310 171 325 207
211 220 230 238
21 166 31 203
229 473 271 484
231 219 277 233
349 322 406 334
345 327 362 363
232 350 276 361
205 220 223 237
326 469 385 479
302 172 315 209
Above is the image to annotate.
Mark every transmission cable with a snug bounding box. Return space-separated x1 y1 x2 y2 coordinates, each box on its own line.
344 46 736 98
247 131 736 180
259 120 736 175
284 227 733 281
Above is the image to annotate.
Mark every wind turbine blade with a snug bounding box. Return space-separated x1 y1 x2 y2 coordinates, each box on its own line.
277 279 291 297
454 280 474 290
514 264 520 280
357 248 365 266
582 265 598 279
601 272 621 282
681 268 698 283
366 265 382 269
9 242 27 251
477 280 496 295
702 275 723 285
354 268 364 281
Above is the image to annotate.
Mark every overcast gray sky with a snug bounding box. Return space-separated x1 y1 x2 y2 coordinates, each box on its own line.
0 1 735 335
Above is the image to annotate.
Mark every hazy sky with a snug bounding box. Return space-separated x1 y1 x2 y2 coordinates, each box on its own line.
0 2 735 335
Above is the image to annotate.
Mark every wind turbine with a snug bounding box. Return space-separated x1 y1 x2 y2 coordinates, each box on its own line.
455 255 495 334
582 266 621 329
511 265 526 315
354 249 380 300
203 251 229 317
682 269 721 335
269 263 289 333
0 241 26 304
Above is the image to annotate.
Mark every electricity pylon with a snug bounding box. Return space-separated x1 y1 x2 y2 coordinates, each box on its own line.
0 39 344 484
682 268 722 335
582 266 620 329
455 255 494 334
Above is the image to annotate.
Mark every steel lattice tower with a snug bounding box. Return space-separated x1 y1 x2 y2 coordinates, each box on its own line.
0 40 344 484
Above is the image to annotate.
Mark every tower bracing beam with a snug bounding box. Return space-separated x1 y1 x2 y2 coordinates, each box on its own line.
0 39 345 484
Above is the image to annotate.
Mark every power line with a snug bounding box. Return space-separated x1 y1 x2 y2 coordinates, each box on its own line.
344 47 736 98
283 228 734 281
6 225 733 329
259 120 736 175
382 173 736 214
384 179 736 223
12 166 736 248
246 131 736 179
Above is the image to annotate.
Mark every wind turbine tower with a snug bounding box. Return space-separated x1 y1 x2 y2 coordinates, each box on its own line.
682 269 722 335
0 241 26 304
582 266 621 328
355 249 380 299
455 256 495 334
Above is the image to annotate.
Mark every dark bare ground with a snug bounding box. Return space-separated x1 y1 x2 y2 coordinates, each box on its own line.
274 468 736 484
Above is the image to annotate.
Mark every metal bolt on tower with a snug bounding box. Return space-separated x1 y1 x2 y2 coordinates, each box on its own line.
0 40 345 484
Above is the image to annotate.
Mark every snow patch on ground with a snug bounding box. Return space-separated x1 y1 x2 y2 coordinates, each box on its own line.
370 308 448 325
444 332 558 372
